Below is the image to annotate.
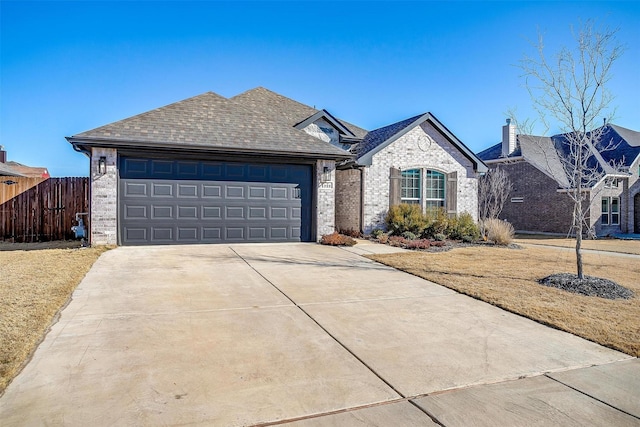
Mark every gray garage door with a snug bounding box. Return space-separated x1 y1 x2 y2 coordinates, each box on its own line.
119 158 313 245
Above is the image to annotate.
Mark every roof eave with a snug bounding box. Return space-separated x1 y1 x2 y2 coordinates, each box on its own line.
293 109 356 137
357 113 488 173
66 136 353 161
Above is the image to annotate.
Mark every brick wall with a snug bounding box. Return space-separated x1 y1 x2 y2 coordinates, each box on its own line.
362 122 479 233
315 159 336 239
90 147 118 245
335 168 362 232
495 161 576 234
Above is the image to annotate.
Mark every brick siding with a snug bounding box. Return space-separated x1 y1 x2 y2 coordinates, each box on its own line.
494 161 577 234
362 122 479 233
315 159 336 239
335 169 362 232
90 147 118 245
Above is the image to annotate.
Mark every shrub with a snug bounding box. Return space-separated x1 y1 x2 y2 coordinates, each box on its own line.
484 218 515 245
401 231 417 240
448 212 480 241
377 233 389 244
386 204 428 236
434 233 447 242
320 232 357 246
388 236 408 247
370 228 385 238
339 228 363 238
422 208 449 239
430 240 446 247
406 239 431 250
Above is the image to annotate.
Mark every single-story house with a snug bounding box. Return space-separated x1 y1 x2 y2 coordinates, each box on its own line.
477 120 640 236
0 147 50 178
67 88 487 245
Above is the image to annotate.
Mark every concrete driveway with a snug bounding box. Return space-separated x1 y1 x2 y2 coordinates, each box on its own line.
1 243 638 426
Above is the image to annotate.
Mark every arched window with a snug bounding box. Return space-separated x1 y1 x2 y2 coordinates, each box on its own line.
400 169 446 209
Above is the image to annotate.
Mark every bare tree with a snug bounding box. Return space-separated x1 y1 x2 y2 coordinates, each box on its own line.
519 21 624 279
478 167 512 235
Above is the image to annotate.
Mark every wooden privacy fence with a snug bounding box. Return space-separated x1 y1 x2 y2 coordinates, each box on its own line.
0 177 90 242
0 176 48 204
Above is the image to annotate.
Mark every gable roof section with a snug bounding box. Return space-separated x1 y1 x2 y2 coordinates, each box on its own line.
293 110 356 137
596 124 640 168
356 113 488 173
231 87 368 139
67 91 352 160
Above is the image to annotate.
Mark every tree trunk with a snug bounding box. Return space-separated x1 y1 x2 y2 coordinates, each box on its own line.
575 188 584 279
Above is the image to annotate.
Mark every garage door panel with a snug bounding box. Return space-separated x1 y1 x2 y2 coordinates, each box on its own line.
119 159 311 245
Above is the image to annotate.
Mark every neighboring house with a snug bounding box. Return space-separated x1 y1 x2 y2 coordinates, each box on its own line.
67 88 486 246
477 120 640 236
0 146 50 204
0 147 50 178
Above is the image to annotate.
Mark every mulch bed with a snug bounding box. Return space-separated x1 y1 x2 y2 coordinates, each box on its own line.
540 273 634 300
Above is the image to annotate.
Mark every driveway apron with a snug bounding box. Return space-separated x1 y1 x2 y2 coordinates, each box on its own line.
0 243 636 426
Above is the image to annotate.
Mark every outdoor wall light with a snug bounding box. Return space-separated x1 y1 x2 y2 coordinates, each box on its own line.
97 157 107 175
321 166 332 182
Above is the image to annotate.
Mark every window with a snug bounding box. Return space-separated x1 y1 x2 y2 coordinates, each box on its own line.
400 168 446 209
611 197 620 225
401 169 421 204
601 198 609 225
425 170 445 209
601 197 620 226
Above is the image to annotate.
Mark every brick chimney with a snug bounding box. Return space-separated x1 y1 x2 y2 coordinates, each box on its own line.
501 119 517 157
0 146 6 163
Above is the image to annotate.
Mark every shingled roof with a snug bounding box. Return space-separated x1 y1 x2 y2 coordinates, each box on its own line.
67 90 353 159
355 112 487 173
231 87 368 139
477 123 639 188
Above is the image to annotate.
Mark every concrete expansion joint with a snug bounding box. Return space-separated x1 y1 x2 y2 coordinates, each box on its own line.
544 371 640 421
229 247 407 401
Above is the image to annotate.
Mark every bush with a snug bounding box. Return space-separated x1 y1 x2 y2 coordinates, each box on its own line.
406 239 431 250
370 228 385 238
320 232 357 246
401 231 417 240
386 204 428 236
388 235 408 247
484 218 515 245
448 212 480 241
339 228 362 238
434 233 447 241
422 208 449 239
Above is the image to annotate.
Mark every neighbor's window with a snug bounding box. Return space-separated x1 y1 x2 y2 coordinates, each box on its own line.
601 197 620 226
611 197 620 225
424 170 445 209
401 169 421 205
601 198 609 225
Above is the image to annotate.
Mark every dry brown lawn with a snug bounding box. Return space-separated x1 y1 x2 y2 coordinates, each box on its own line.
368 245 640 357
0 246 108 393
514 235 640 255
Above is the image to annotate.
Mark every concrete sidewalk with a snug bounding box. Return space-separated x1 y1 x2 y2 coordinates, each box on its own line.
1 243 638 426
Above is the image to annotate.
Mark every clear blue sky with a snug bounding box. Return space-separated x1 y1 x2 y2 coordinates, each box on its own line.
1 1 639 177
